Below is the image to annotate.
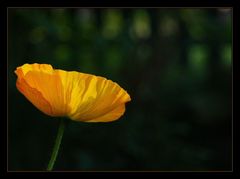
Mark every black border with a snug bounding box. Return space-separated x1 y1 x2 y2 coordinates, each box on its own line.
1 0 8 176
1 0 237 8
2 0 237 177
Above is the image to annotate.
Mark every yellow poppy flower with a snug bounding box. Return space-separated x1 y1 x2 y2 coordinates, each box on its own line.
15 63 131 122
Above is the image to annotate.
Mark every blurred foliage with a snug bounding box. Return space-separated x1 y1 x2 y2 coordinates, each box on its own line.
8 8 232 171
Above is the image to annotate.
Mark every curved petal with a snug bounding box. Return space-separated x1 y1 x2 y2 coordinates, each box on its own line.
55 70 131 122
16 77 53 116
54 70 94 117
15 63 54 77
15 63 131 122
74 80 131 122
15 64 69 116
84 104 126 122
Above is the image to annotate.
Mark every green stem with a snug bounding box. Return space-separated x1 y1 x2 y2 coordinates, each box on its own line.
47 119 66 171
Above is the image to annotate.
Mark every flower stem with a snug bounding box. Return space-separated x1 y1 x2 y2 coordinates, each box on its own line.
47 118 65 171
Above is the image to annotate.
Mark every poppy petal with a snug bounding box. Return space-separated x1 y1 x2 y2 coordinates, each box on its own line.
15 64 69 116
15 63 131 122
16 77 53 116
62 74 131 122
83 104 126 122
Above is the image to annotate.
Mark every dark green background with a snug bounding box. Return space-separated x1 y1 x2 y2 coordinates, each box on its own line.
8 8 232 171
